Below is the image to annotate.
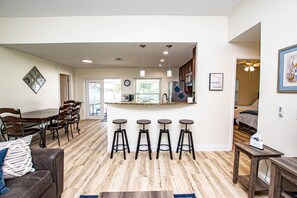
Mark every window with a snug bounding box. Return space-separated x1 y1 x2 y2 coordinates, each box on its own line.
104 79 121 103
104 79 121 114
135 79 161 103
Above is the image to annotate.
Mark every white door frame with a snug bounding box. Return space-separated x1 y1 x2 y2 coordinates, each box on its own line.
85 79 104 119
228 55 260 149
58 70 73 106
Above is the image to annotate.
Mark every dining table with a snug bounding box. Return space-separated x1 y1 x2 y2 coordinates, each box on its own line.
22 108 59 148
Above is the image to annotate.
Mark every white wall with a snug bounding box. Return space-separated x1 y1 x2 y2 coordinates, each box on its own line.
0 46 74 112
0 16 259 150
229 0 297 157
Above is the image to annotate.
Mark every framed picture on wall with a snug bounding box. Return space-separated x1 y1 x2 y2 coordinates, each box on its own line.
278 44 297 93
23 66 46 94
209 73 224 91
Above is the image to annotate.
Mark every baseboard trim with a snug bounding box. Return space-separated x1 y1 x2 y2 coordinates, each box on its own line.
107 144 232 152
194 144 232 151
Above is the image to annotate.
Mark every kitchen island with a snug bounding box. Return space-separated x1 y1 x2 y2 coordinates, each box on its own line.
105 102 197 152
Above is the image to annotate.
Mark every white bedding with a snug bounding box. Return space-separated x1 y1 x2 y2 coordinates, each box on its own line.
236 113 258 129
234 99 259 129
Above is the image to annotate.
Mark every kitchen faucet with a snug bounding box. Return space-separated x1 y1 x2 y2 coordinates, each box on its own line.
162 93 168 103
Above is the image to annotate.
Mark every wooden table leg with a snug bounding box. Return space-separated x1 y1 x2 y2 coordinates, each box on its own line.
248 157 258 198
39 122 46 148
233 146 240 184
269 163 281 198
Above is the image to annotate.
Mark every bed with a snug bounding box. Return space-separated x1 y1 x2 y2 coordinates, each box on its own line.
234 99 258 134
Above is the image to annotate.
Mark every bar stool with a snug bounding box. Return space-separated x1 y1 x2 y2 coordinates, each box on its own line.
135 119 152 160
176 119 195 160
110 119 130 160
156 119 173 160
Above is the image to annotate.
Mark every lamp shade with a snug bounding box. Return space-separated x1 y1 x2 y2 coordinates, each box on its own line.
167 70 172 77
140 69 145 77
139 45 146 77
166 44 173 78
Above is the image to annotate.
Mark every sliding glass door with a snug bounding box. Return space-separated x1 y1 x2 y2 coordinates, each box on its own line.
85 79 104 119
85 79 121 120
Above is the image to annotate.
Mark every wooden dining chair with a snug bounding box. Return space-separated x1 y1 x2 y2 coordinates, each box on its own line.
46 105 70 146
72 102 82 133
0 108 41 141
63 101 82 135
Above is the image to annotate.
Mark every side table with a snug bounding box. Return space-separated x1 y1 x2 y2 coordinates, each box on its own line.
233 142 283 198
269 157 297 198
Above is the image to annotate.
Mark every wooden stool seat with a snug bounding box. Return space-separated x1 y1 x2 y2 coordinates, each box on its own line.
135 119 152 160
179 119 194 125
158 119 172 125
113 119 127 124
156 119 173 160
137 119 151 125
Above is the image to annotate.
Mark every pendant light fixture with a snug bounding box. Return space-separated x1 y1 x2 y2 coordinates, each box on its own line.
166 45 172 77
139 44 146 77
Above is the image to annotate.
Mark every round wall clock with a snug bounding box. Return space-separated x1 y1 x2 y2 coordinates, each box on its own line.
124 79 131 87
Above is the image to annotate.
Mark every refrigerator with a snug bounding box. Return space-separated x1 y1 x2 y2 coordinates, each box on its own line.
168 81 188 102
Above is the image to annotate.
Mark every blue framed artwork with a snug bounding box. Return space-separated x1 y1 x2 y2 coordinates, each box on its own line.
278 44 297 93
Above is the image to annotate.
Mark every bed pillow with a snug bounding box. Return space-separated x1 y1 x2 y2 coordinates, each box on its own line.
251 99 259 108
0 135 35 179
0 148 9 195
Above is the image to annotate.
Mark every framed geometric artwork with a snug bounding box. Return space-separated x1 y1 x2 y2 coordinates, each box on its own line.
23 66 46 94
277 44 297 93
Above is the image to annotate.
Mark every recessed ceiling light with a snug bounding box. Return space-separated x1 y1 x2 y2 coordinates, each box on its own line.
160 59 165 62
82 59 93 63
159 64 162 67
163 51 168 55
113 57 123 61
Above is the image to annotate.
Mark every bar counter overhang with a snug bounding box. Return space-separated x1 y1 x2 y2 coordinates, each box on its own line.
105 102 197 152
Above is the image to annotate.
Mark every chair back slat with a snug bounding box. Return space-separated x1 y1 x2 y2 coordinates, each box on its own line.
64 100 76 106
57 104 71 125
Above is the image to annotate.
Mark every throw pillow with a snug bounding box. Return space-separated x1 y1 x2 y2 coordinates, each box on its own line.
0 135 35 179
0 148 9 195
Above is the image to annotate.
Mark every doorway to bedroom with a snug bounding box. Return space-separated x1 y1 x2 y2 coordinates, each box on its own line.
233 58 260 144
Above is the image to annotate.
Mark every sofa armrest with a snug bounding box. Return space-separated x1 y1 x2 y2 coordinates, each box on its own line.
31 148 64 198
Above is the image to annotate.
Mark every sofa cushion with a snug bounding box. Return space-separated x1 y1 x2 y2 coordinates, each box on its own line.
1 170 52 198
0 135 35 179
0 148 9 195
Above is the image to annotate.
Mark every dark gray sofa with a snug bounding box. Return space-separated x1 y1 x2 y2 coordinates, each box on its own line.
0 148 64 198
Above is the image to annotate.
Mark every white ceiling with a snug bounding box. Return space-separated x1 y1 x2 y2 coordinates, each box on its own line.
0 0 249 69
0 0 240 17
2 43 196 68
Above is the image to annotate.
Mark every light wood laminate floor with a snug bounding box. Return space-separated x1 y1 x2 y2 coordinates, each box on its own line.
32 120 267 198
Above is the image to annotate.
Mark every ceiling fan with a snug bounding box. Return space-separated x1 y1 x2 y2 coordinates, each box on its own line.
237 59 260 76
237 59 260 72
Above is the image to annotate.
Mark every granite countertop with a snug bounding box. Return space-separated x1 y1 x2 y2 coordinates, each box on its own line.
105 102 196 105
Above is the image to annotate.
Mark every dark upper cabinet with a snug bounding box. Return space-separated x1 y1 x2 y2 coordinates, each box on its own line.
179 66 185 81
179 46 196 95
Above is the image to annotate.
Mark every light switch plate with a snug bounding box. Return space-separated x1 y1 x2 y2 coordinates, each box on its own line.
279 106 284 117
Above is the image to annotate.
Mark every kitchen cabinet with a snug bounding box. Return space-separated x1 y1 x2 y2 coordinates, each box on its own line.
178 46 196 95
179 60 192 81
